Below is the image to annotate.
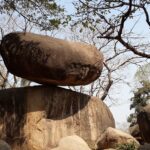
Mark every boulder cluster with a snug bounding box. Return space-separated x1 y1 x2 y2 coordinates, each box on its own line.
0 32 140 150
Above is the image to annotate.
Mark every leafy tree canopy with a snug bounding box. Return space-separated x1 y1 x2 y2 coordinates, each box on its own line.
0 0 69 31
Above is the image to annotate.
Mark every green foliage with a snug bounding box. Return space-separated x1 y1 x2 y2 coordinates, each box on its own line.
116 142 137 150
130 81 150 110
127 113 136 123
72 0 134 33
135 63 150 83
128 63 150 125
0 0 68 30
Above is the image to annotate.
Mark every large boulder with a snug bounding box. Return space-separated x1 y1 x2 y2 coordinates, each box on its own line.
51 135 91 150
0 32 103 86
95 127 140 149
0 85 115 150
137 104 150 143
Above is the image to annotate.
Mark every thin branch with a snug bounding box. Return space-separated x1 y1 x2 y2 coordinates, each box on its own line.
117 37 150 58
0 71 11 88
106 50 128 62
0 27 4 39
78 0 124 10
118 0 132 37
112 56 143 72
101 62 113 101
3 0 50 29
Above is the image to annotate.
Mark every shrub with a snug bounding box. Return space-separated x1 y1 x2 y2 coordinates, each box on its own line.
116 142 137 150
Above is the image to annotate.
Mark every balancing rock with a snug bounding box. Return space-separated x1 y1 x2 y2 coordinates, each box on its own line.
0 32 103 86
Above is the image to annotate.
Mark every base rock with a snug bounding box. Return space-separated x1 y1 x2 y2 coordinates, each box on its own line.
0 85 115 150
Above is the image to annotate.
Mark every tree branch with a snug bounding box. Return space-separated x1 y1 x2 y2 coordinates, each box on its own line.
117 37 150 58
142 5 150 27
101 62 113 101
118 0 132 37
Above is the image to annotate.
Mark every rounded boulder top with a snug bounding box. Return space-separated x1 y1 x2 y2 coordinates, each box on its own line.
0 32 103 86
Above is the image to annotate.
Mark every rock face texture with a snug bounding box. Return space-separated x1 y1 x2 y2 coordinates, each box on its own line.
129 124 140 138
129 124 143 144
0 140 11 150
0 86 115 150
137 104 150 143
95 127 140 149
139 143 150 150
0 32 103 86
51 135 91 150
